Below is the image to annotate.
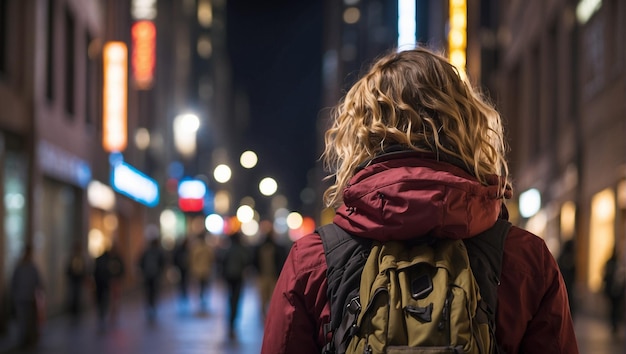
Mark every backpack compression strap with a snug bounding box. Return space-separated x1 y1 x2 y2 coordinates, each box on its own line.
317 224 371 354
464 218 511 351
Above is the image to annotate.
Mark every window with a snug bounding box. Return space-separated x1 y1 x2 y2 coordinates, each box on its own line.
64 5 75 116
530 45 541 157
568 24 578 122
0 0 7 74
85 33 94 126
46 0 55 100
548 23 558 141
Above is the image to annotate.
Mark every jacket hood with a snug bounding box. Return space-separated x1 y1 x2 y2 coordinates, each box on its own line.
333 151 509 242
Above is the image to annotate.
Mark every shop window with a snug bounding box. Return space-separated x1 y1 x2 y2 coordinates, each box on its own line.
560 201 576 241
3 135 29 279
588 188 616 292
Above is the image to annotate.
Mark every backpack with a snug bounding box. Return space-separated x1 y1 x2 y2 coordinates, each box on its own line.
318 219 511 354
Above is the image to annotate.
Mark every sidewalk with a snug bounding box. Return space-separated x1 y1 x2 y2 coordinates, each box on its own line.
1 282 624 353
0 279 265 354
574 311 625 354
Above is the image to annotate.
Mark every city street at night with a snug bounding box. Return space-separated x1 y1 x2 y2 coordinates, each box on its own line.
1 0 626 353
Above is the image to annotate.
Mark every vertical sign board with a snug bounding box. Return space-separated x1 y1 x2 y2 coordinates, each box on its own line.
103 42 128 153
131 20 156 89
448 0 467 80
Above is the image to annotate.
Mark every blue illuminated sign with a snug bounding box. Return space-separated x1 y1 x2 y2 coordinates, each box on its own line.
111 161 159 207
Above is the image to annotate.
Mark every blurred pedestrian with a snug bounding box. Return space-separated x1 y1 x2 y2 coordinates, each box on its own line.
557 238 577 317
11 244 43 349
253 230 287 320
93 244 125 331
190 233 215 313
139 238 167 322
222 232 251 339
65 241 88 323
603 249 625 334
108 243 125 325
172 237 190 304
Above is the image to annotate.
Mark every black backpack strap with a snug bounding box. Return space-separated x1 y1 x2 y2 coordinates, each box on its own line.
317 224 371 354
464 218 511 353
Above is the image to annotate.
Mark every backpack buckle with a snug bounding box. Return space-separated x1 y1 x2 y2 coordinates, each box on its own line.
346 296 361 314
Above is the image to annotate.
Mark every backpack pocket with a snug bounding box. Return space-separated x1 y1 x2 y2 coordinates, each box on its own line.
347 240 490 354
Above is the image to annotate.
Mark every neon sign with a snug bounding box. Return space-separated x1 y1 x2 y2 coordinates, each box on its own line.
111 160 159 207
131 21 156 90
103 42 128 152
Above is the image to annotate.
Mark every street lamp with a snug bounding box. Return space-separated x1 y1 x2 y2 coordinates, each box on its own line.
240 150 258 169
173 113 200 158
213 164 232 183
259 177 277 196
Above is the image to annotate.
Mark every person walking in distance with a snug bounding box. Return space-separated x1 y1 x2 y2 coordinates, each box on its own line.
172 237 190 306
139 237 167 322
65 241 88 324
603 249 625 335
189 232 215 313
11 244 44 349
93 243 125 331
253 230 286 320
222 231 251 339
261 46 578 353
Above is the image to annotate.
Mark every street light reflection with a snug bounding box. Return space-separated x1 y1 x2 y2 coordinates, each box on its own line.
213 164 232 183
205 213 224 235
240 150 258 169
259 177 278 196
236 205 254 223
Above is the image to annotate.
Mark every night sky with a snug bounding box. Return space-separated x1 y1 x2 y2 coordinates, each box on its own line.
226 0 324 215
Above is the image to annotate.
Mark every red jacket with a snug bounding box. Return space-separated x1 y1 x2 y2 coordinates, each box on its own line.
261 152 578 354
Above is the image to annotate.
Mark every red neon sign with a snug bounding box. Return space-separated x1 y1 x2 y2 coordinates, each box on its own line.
131 20 156 90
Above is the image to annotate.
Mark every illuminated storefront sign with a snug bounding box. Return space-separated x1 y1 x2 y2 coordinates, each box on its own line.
111 160 159 207
38 141 92 187
178 179 207 212
131 20 156 89
103 42 128 152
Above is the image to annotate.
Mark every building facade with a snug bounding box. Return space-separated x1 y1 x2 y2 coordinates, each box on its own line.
0 0 164 331
497 0 626 315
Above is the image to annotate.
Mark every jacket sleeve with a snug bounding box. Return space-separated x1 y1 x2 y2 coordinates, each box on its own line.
518 242 579 353
497 227 579 354
261 235 330 354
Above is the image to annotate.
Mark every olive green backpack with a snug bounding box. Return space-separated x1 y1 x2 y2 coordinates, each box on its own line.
318 219 510 354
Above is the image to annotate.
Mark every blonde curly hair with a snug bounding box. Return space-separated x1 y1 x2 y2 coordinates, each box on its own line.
322 46 509 208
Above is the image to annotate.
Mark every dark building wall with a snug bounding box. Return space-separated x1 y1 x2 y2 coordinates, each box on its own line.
497 0 626 315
